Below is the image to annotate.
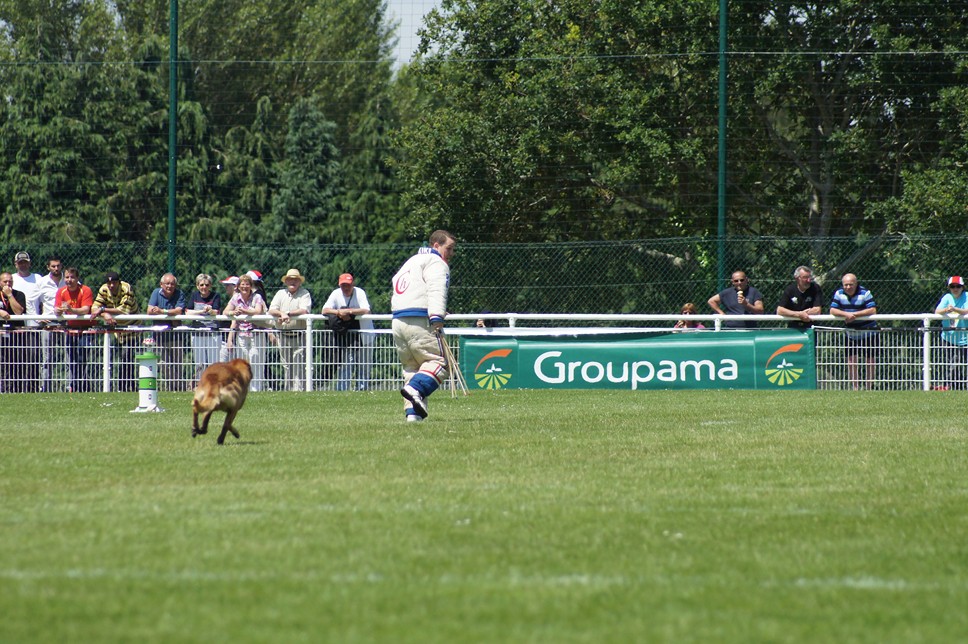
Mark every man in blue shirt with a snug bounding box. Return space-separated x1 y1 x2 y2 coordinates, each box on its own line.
147 273 187 390
934 275 968 390
830 273 878 390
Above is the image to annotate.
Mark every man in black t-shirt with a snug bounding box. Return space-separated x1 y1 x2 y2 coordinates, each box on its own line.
777 265 823 329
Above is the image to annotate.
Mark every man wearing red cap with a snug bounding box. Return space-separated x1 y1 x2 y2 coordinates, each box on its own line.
934 275 968 390
321 272 372 390
390 230 457 421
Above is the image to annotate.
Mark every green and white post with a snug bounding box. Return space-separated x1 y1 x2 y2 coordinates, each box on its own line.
131 352 165 412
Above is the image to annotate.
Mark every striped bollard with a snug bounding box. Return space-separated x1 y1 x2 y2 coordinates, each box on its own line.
131 351 165 412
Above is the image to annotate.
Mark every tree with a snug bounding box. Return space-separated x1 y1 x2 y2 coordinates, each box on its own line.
399 0 968 253
269 97 344 243
728 0 968 247
0 0 134 242
341 95 405 242
398 0 724 242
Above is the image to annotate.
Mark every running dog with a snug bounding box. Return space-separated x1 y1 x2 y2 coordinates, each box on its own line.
191 359 253 444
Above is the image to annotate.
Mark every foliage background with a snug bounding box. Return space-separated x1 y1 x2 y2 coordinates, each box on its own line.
2 1 968 311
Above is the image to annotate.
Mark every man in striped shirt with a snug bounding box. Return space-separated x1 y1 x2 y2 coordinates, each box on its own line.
830 273 878 390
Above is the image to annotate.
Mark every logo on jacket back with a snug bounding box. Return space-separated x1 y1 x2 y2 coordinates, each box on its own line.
394 271 410 295
474 349 513 389
764 343 805 386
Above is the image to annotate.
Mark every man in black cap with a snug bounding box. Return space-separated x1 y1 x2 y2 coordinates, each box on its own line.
92 271 141 391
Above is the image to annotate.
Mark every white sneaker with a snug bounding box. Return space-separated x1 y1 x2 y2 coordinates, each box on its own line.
406 415 424 422
401 385 428 418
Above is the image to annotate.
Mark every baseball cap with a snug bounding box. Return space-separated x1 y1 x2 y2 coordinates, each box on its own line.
949 276 964 287
338 273 354 285
245 270 263 282
105 271 120 283
220 276 239 286
14 251 30 263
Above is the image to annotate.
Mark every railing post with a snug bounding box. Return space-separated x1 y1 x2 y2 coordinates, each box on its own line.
304 323 313 392
102 331 112 393
923 317 932 391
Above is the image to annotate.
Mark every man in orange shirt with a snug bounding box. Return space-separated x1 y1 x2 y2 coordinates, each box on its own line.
55 267 95 392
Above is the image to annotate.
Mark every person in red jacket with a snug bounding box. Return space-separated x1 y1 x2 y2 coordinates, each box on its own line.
55 267 96 392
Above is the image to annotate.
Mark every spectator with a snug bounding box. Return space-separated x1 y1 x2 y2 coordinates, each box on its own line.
934 275 968 390
391 231 457 421
777 265 824 329
224 273 267 392
0 271 27 393
218 276 239 362
830 273 879 390
244 269 277 385
12 251 42 391
38 256 66 392
321 273 372 391
91 271 140 391
146 273 187 390
245 270 268 303
673 303 706 331
268 269 312 391
186 273 222 385
54 267 95 392
220 275 239 302
707 270 764 328
475 310 498 328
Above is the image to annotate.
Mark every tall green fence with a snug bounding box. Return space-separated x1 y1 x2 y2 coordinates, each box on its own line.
1 235 961 318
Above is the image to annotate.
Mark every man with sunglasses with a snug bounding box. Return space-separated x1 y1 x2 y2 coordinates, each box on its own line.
934 275 968 390
707 270 764 328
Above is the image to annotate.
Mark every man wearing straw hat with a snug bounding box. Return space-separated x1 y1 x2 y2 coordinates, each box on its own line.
268 269 312 391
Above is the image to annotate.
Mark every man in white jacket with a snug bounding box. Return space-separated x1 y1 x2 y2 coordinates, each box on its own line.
390 230 457 422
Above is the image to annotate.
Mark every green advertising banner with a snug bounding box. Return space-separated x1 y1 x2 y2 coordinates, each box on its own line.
460 330 816 390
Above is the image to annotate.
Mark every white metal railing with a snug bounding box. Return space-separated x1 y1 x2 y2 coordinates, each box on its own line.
0 313 964 392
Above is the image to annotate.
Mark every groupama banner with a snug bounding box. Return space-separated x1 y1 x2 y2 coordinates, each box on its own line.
459 329 816 390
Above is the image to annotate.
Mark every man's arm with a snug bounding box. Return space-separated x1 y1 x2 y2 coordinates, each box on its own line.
707 293 723 314
745 293 765 315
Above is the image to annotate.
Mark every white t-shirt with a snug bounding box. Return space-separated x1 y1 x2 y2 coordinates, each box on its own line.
39 274 66 314
323 287 373 330
13 271 43 326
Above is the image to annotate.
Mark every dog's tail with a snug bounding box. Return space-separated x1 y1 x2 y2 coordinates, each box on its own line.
192 388 219 415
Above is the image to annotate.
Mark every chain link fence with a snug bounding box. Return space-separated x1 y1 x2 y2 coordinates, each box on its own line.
1 235 963 319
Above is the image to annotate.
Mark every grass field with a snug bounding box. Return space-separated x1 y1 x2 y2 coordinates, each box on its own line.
2 388 966 643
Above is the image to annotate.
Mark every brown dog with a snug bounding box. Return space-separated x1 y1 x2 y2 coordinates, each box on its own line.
192 359 253 444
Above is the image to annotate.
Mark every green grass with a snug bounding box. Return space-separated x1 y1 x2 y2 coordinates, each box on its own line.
2 389 966 643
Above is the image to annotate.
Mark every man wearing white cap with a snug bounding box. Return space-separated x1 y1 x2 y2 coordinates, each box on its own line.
322 272 372 391
268 269 312 391
934 275 968 390
12 251 43 391
220 276 239 301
